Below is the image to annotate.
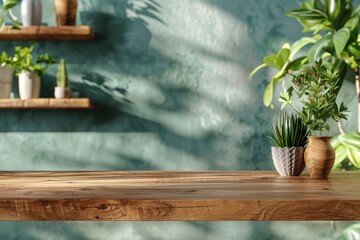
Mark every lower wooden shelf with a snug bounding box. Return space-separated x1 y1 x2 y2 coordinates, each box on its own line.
0 171 358 221
0 98 93 109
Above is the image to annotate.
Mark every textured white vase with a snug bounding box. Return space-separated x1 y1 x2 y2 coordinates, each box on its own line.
21 0 42 26
54 87 71 99
0 66 14 98
271 147 305 176
18 71 41 99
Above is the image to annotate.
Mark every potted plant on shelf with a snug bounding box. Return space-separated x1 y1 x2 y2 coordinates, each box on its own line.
12 45 55 99
54 58 71 98
267 113 310 176
280 62 348 178
0 51 15 98
54 0 78 26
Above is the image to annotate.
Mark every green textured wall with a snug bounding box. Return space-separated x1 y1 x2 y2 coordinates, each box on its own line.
0 0 357 239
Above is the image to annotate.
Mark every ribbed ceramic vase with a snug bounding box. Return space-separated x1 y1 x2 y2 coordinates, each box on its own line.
271 147 305 176
54 0 78 26
304 136 335 179
21 0 42 26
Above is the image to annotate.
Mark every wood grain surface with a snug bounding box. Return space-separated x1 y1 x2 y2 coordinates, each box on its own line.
0 171 359 221
0 26 94 40
0 98 93 109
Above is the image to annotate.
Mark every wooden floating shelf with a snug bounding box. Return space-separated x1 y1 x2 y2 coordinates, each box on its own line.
0 26 94 40
0 98 93 109
0 171 359 221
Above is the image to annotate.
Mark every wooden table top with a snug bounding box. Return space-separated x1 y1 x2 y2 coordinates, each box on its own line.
0 171 359 221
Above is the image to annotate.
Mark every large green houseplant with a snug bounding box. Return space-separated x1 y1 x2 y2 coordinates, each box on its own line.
250 0 360 170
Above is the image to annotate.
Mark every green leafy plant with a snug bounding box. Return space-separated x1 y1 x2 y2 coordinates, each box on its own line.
56 59 68 88
0 51 13 67
336 223 360 240
280 62 348 135
0 0 20 29
250 0 360 168
12 44 56 76
267 113 310 147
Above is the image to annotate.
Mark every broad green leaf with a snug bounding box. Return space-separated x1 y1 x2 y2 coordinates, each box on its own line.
264 55 280 69
314 0 326 11
263 64 288 107
344 17 359 31
338 132 360 151
287 57 308 71
346 147 360 168
325 0 341 22
290 37 318 60
3 0 19 10
333 28 350 56
249 63 267 79
308 35 333 62
331 136 348 169
337 224 360 240
347 44 360 58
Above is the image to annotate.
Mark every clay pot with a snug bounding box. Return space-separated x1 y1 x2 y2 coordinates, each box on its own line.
271 147 305 176
54 0 78 26
304 136 335 179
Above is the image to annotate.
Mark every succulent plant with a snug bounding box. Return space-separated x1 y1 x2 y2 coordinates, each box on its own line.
56 58 68 88
267 113 310 148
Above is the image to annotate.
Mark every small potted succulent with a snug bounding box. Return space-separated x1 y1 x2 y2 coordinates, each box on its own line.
55 58 71 98
12 44 55 99
280 62 348 178
0 51 15 98
267 113 310 176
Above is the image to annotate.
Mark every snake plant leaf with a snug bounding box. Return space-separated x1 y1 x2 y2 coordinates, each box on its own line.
3 0 19 10
334 28 351 56
308 35 334 62
325 0 341 22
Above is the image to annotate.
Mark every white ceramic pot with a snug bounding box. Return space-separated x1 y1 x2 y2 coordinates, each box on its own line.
21 0 42 26
54 87 71 99
271 147 305 176
0 66 14 98
18 71 41 99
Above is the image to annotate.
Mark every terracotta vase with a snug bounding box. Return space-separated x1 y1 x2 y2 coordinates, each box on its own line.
271 147 305 176
54 0 78 26
304 136 335 179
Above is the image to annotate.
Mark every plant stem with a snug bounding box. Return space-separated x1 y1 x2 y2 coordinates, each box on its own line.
338 121 346 135
355 67 360 133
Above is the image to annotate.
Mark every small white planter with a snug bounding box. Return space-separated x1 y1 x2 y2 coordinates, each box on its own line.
54 87 71 99
21 0 42 26
0 66 14 98
18 71 41 99
271 147 305 176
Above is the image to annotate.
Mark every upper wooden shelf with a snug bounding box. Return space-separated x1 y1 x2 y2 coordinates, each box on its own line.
0 26 94 40
0 98 93 109
0 171 359 221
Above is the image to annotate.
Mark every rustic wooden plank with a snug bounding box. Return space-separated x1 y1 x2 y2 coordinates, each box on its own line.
0 98 93 109
0 171 359 221
0 26 94 40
